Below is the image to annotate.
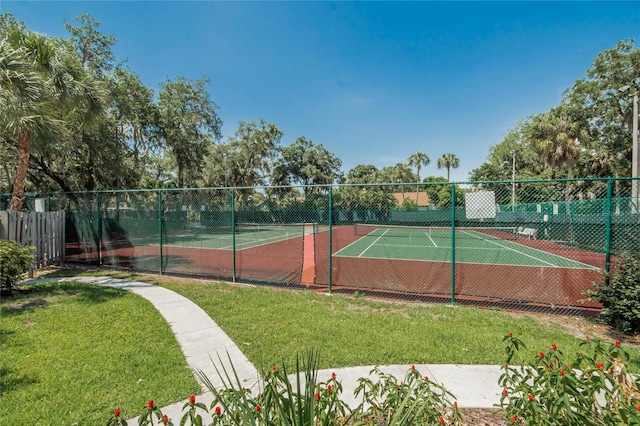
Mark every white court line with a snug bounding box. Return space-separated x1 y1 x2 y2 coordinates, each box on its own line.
427 231 438 247
459 230 561 268
334 228 598 270
336 228 386 254
331 252 594 270
157 230 304 251
347 232 597 270
358 228 390 257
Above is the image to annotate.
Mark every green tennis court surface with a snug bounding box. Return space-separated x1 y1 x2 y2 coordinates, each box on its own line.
146 223 317 250
335 225 597 269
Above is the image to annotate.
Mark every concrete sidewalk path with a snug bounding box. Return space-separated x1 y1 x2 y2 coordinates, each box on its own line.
23 276 504 424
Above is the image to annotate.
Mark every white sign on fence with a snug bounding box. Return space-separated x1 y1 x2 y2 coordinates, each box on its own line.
464 191 497 220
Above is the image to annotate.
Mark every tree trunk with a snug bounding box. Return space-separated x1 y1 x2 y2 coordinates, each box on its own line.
30 156 79 205
565 167 573 243
565 168 573 204
10 131 31 211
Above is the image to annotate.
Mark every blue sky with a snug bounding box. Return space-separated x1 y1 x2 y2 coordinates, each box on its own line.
2 1 639 182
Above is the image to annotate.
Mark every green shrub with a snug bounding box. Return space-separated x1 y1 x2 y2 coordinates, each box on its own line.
0 240 34 292
587 251 640 334
110 351 463 425
399 197 418 211
498 334 640 425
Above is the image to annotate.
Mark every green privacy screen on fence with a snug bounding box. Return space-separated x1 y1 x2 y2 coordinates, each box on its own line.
6 177 639 314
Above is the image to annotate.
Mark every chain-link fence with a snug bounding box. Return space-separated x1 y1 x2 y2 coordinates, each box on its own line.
4 177 639 314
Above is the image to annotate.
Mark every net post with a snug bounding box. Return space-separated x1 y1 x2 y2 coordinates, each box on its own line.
605 179 613 285
328 186 333 294
231 188 236 283
158 190 164 274
450 184 456 305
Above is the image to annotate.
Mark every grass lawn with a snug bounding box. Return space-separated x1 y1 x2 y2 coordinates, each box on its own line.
7 268 638 424
0 281 200 425
152 278 640 373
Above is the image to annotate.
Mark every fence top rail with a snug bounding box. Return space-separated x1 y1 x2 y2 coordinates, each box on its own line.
2 176 638 199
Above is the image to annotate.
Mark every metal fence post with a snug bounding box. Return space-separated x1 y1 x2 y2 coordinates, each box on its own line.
158 190 163 274
231 188 236 282
605 179 613 285
96 191 102 266
450 183 456 305
328 186 333 294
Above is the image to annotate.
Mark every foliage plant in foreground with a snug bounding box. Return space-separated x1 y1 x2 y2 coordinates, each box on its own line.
587 250 640 334
0 240 34 292
498 333 640 425
108 351 464 425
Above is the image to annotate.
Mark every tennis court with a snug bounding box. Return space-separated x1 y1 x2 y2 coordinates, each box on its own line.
158 222 317 250
92 222 319 285
334 224 597 269
311 224 604 311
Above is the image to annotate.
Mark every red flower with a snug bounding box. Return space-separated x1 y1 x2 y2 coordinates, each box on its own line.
636 404 640 411
411 365 415 370
255 404 261 412
509 332 513 338
314 392 320 400
511 415 517 422
189 394 196 405
502 389 508 395
439 416 445 424
550 362 554 367
539 352 545 358
551 343 557 351
585 335 589 340
615 340 621 347
271 364 277 372
597 362 604 370
366 417 371 423
215 406 221 416
162 414 169 425
147 400 155 410
114 407 121 418
327 384 332 392
528 394 534 402
331 372 336 380
559 369 565 376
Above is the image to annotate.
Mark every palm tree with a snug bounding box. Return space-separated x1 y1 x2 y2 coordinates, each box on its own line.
408 152 430 203
437 153 460 181
393 162 414 198
1 22 103 211
532 109 589 202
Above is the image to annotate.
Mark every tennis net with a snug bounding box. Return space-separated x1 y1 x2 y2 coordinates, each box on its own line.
354 223 519 240
235 222 319 235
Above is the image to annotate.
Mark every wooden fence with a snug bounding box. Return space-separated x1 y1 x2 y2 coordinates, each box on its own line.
5 211 65 269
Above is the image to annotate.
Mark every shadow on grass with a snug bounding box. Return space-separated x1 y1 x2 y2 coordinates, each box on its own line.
1 282 127 317
0 366 40 396
35 267 141 281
